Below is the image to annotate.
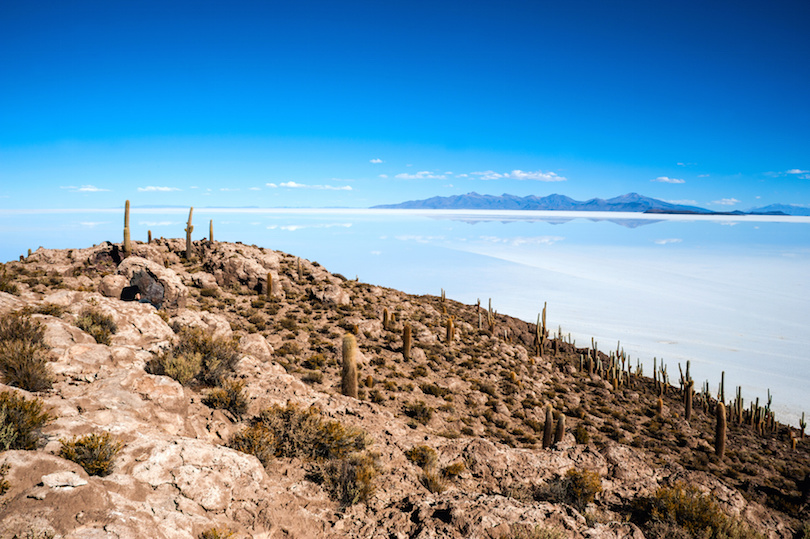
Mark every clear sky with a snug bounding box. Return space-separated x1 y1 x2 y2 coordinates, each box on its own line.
1 0 809 210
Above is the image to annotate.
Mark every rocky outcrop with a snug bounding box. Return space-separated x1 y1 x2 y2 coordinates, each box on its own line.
117 256 188 309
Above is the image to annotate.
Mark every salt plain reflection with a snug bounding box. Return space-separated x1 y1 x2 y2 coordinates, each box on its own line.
2 208 809 425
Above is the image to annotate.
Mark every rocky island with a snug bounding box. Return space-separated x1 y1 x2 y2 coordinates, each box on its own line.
0 228 807 538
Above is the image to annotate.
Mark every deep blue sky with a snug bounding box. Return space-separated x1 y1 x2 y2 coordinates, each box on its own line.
1 0 809 209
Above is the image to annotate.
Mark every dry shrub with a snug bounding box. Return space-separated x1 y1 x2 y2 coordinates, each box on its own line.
0 461 10 496
202 379 248 418
405 445 437 469
420 467 446 493
148 327 239 387
59 432 123 476
0 311 45 346
441 461 466 479
403 401 434 424
76 308 117 345
307 452 380 506
229 403 377 505
565 468 602 510
0 340 53 392
0 390 54 450
637 482 764 539
0 267 19 295
198 528 234 539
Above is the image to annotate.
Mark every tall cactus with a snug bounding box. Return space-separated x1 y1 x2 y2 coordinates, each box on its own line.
542 404 554 449
123 200 132 256
715 402 727 459
185 207 194 260
341 334 358 398
445 316 454 343
402 324 412 361
209 219 214 242
685 379 694 421
265 272 273 299
148 230 152 244
554 413 566 445
382 307 389 331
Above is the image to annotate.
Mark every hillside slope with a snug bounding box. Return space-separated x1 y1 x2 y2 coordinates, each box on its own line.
0 239 807 538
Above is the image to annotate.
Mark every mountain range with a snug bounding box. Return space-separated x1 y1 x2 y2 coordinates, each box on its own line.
372 192 809 215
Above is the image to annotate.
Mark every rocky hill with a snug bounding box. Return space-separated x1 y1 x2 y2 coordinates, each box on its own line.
0 238 807 539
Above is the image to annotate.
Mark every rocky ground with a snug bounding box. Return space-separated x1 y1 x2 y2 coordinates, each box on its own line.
0 237 808 539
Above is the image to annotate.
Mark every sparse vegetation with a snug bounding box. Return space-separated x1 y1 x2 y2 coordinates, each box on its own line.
198 528 234 539
0 390 54 450
59 432 123 476
634 482 764 539
307 451 380 506
202 379 249 418
76 307 117 345
147 326 239 387
0 266 20 295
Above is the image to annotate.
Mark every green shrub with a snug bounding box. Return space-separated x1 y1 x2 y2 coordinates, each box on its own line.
403 401 434 424
405 445 437 469
307 452 380 506
198 528 234 539
0 340 53 392
76 308 117 345
59 432 123 476
637 482 764 539
199 288 220 298
202 379 248 418
0 390 54 450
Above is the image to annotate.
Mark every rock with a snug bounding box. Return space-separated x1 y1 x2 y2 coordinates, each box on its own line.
311 284 350 306
99 274 128 298
170 310 233 341
188 271 218 289
42 471 88 489
240 333 273 362
117 256 188 309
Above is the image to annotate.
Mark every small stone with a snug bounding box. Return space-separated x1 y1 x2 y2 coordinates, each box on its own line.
41 471 88 489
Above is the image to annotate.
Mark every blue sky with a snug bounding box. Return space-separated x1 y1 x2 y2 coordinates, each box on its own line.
1 0 809 210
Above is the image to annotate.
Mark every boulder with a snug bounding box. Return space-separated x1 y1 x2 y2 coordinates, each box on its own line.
99 274 128 298
117 257 188 309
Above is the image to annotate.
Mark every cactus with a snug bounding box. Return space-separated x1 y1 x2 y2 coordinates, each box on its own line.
715 402 726 459
685 379 694 421
185 207 194 260
148 230 152 244
656 397 663 417
382 308 389 330
341 334 358 398
265 272 273 299
297 257 302 282
209 219 214 242
445 316 454 343
123 200 132 256
800 412 806 439
554 413 565 445
27 248 32 257
402 324 412 361
542 404 554 449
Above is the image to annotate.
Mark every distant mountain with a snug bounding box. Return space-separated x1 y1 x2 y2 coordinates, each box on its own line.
747 204 810 216
372 192 713 213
